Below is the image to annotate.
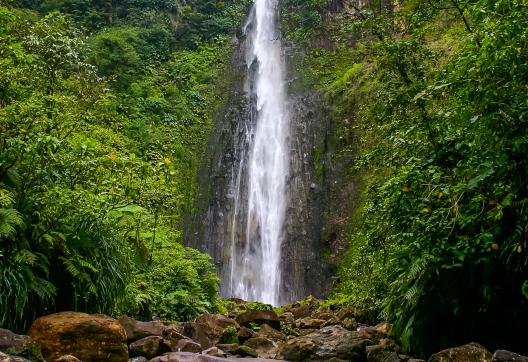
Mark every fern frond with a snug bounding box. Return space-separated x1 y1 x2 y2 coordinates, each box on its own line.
0 208 24 238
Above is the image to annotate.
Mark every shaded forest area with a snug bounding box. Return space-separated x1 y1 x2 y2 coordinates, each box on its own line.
0 0 250 331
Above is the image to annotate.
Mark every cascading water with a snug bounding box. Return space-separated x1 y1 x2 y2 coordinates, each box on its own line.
226 0 290 306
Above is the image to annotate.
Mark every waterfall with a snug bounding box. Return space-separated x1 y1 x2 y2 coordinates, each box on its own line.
227 0 290 306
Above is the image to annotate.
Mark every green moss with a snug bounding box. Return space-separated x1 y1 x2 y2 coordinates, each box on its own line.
219 326 239 344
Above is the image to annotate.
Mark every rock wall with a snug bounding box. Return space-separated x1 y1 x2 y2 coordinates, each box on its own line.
185 11 355 304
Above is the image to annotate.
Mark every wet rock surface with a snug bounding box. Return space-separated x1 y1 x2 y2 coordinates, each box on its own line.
493 350 528 362
0 329 42 362
3 300 527 362
427 342 493 362
119 317 165 342
28 311 128 362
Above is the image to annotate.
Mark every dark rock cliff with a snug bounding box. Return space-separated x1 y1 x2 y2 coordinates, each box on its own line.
185 12 356 304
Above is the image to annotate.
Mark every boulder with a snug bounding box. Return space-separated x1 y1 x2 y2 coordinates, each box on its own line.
129 336 167 358
184 315 239 349
218 327 238 345
162 328 188 351
366 345 401 362
202 347 226 357
174 339 202 353
0 352 31 362
119 316 164 342
28 311 128 362
55 356 81 362
235 310 280 330
428 343 492 362
290 305 312 319
147 352 286 362
493 350 528 362
237 327 256 342
279 325 370 362
243 337 277 359
0 329 43 361
296 318 326 329
257 324 286 341
235 345 258 358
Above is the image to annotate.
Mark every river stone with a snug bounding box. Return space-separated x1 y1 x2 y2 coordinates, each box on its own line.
119 316 165 342
184 315 239 349
0 329 43 361
493 350 528 362
428 343 492 362
279 325 370 361
28 311 128 362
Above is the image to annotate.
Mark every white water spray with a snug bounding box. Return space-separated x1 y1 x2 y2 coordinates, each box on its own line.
227 0 289 306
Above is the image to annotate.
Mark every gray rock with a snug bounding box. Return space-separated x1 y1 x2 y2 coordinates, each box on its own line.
201 347 226 357
148 351 286 362
256 324 286 341
428 343 492 362
237 327 256 342
0 329 43 361
183 315 239 349
174 339 202 353
130 336 166 358
243 337 278 359
279 325 369 361
493 350 528 362
119 316 164 342
366 345 401 362
235 310 280 330
0 352 32 362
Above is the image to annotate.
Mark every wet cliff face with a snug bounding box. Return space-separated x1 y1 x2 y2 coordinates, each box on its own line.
186 19 355 304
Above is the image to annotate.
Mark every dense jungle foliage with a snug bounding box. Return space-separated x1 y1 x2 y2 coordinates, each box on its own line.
281 0 528 356
1 0 527 358
0 0 250 331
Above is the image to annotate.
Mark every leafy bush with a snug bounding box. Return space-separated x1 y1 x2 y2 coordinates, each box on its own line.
295 0 528 356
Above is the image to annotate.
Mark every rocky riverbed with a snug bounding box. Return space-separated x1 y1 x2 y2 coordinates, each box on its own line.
1 297 527 362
